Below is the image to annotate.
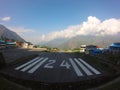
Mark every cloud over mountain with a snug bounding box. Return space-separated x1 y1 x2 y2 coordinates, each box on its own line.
40 16 120 42
1 16 11 21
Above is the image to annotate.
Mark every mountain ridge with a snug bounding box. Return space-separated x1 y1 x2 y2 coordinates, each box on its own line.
40 34 120 49
0 24 25 42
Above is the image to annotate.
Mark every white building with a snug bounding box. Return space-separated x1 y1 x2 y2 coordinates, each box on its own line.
22 42 29 48
80 45 86 52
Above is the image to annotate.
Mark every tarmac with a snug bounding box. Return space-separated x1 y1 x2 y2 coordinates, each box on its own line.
0 48 45 63
0 50 103 84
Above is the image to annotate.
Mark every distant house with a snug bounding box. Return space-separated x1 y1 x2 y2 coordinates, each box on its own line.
6 41 16 48
22 42 34 48
85 45 97 54
22 42 29 48
80 45 86 52
28 44 34 48
109 43 120 54
102 48 109 53
16 41 24 47
85 45 102 55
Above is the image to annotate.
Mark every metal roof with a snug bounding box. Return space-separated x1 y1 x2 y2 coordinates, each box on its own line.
0 40 5 42
110 43 120 48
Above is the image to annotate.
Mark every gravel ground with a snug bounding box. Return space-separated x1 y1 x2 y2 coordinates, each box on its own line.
0 48 44 63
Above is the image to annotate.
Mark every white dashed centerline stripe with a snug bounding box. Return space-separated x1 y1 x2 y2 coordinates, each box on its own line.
20 57 44 72
28 58 48 73
74 58 93 76
15 57 40 70
69 58 83 77
78 58 101 74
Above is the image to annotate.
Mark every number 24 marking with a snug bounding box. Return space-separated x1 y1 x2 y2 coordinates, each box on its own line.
44 60 71 69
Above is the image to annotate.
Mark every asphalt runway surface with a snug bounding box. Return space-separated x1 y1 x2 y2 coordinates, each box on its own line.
0 52 103 84
0 48 46 63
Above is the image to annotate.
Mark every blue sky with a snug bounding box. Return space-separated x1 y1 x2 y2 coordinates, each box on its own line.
0 0 120 44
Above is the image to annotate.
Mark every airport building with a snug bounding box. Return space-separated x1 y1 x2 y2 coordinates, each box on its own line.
109 42 120 54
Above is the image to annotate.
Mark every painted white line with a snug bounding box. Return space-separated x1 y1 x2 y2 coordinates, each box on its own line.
78 58 101 74
74 58 93 76
28 58 48 73
15 57 40 70
20 57 44 72
69 58 83 77
44 60 56 69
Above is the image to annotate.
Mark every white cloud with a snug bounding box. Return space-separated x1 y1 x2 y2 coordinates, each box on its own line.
40 16 120 42
1 17 11 21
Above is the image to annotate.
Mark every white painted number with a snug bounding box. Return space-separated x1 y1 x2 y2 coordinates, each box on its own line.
60 60 71 69
44 60 56 68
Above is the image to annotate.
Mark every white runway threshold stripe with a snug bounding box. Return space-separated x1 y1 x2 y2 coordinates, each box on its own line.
20 57 44 72
14 56 101 77
69 58 83 77
78 58 101 75
15 57 40 70
28 58 48 73
74 58 93 76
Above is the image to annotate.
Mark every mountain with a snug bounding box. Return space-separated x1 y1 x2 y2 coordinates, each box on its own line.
58 35 120 49
39 38 68 48
41 34 120 49
0 24 25 42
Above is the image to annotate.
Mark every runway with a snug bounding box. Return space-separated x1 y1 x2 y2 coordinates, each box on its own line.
0 52 103 83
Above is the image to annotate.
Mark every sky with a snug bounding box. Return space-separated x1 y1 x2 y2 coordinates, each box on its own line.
0 0 120 44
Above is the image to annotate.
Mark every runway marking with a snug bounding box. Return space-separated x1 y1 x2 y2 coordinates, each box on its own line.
69 58 83 76
15 56 101 76
74 58 93 76
78 58 101 74
28 58 48 73
44 60 56 69
20 57 44 72
15 57 40 70
60 60 71 69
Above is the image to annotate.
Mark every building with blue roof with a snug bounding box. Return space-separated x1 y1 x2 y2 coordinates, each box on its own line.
6 41 16 48
109 42 120 54
85 45 102 55
0 40 6 49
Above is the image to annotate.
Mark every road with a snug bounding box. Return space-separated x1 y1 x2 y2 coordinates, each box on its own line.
0 51 103 84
